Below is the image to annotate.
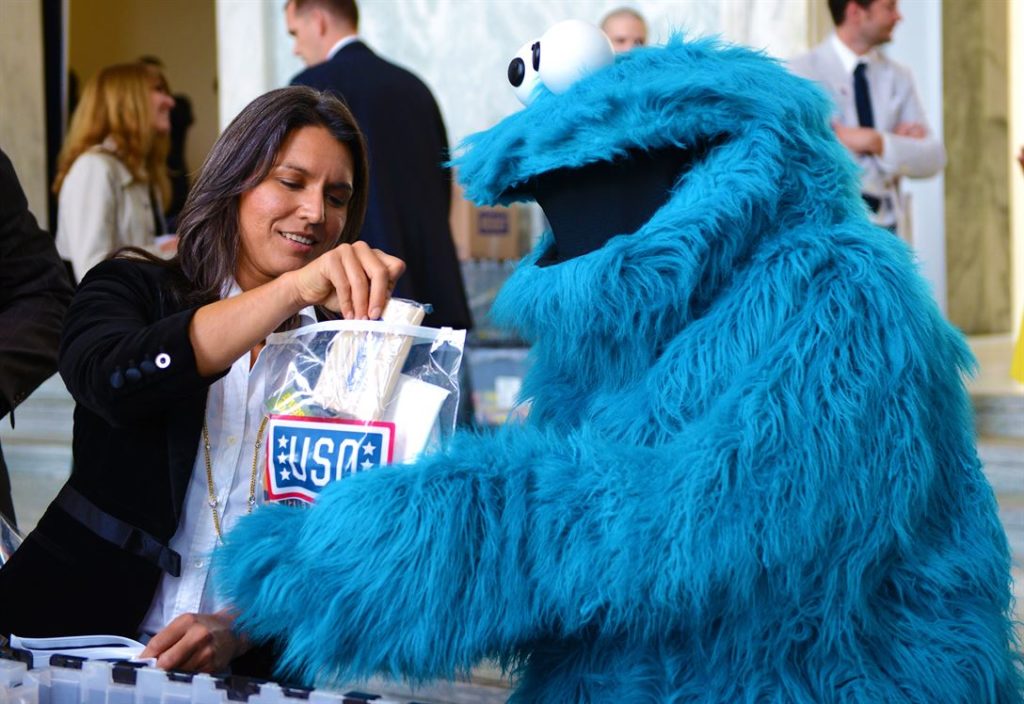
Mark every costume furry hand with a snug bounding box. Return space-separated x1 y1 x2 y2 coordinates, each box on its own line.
217 35 1022 703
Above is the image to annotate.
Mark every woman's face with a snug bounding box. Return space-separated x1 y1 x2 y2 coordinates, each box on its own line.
149 73 174 134
236 125 355 291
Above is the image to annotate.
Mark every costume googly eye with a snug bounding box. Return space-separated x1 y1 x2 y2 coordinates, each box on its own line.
508 20 614 106
508 39 542 105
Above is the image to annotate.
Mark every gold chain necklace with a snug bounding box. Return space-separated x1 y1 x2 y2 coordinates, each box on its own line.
201 415 268 541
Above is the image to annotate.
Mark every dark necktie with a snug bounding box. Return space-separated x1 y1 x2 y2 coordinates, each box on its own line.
853 62 874 128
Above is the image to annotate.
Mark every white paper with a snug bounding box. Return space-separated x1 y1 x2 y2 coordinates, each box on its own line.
10 634 149 668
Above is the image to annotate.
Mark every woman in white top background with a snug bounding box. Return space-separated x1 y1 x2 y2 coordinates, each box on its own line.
53 62 177 282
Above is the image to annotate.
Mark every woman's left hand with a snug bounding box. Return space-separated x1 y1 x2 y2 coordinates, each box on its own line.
140 610 247 673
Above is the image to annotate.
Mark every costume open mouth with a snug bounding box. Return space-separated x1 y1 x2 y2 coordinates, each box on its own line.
504 136 727 266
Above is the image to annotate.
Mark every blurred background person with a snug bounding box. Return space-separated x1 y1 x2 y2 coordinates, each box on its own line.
600 7 648 53
0 147 73 529
284 0 476 427
140 56 195 231
284 0 471 333
53 62 177 283
789 0 945 237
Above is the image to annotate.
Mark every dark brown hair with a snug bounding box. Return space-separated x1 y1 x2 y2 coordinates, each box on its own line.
289 0 358 28
169 86 368 306
828 0 875 25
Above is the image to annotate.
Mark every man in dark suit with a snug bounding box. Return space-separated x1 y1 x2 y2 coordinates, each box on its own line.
284 0 471 331
0 148 74 527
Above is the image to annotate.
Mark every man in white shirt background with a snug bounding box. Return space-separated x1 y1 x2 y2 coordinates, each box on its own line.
789 0 945 237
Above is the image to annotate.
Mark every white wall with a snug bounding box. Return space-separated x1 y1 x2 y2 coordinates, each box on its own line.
70 0 219 196
1010 0 1024 337
215 0 276 134
216 0 809 141
213 0 949 308
884 0 946 314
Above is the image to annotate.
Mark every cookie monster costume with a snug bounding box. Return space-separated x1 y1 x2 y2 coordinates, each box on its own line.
217 29 1023 703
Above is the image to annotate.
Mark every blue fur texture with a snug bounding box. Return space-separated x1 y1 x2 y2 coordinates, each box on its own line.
216 37 1022 701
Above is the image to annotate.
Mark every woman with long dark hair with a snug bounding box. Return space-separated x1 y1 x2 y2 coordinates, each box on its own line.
0 87 403 674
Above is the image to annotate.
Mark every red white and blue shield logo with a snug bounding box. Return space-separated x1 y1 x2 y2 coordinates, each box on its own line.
265 414 396 504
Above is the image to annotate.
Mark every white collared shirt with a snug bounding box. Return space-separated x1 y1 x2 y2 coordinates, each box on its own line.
140 283 316 635
823 35 900 228
829 33 877 76
326 34 359 60
789 34 946 234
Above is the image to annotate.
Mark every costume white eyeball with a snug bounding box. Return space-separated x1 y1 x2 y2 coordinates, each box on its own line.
507 39 542 105
507 19 614 106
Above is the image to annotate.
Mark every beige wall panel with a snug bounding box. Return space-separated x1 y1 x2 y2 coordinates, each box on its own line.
0 0 49 228
69 0 217 192
1011 0 1024 337
944 0 1011 334
806 0 833 48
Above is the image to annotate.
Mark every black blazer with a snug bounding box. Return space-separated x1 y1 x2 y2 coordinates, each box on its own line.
292 41 472 331
0 148 73 526
0 259 219 637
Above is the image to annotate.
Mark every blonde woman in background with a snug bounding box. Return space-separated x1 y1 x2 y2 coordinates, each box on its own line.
54 62 177 282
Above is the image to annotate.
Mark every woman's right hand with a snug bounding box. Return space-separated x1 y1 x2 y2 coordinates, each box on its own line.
140 611 246 673
289 241 405 320
189 243 405 377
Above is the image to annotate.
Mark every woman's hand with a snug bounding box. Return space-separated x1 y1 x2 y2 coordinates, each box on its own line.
289 241 406 319
140 611 247 673
832 123 883 156
189 243 405 376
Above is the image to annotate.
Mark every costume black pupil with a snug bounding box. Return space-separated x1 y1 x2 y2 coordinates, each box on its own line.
508 58 525 87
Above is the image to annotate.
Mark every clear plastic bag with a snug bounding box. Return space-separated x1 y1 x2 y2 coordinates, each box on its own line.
0 513 23 567
259 300 465 506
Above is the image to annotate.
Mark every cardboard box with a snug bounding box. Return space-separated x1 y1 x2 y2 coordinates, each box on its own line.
471 205 523 260
450 197 525 261
471 207 520 260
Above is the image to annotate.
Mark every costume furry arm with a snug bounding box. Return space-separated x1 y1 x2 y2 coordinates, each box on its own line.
216 250 987 686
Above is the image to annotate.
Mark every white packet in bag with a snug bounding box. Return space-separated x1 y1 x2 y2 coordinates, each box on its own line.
310 299 425 420
258 300 465 506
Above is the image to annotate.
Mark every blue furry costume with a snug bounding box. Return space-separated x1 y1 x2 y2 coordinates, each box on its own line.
217 37 1022 702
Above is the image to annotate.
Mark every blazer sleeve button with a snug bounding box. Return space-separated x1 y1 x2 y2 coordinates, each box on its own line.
140 359 157 375
125 366 142 383
110 369 125 389
155 352 171 369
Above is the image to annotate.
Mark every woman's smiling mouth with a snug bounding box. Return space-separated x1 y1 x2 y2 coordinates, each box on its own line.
280 231 317 247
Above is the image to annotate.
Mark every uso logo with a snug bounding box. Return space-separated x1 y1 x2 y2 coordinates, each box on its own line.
265 414 395 504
